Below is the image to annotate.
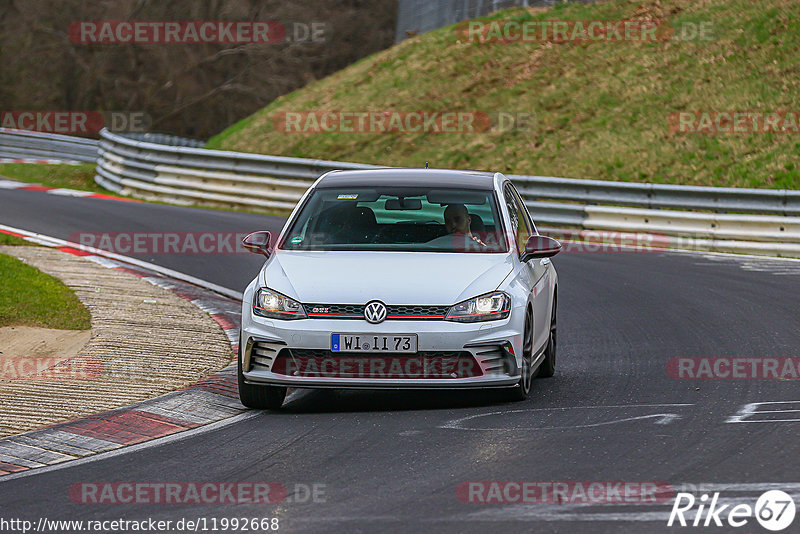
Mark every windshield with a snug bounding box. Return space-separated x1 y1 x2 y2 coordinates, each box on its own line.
279 186 508 252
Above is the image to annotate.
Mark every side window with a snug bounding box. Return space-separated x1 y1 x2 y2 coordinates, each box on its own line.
503 184 532 257
509 184 536 234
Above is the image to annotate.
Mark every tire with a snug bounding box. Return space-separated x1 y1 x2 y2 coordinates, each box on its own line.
536 296 557 379
237 337 287 409
505 310 534 402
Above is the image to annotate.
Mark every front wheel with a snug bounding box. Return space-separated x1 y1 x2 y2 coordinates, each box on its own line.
536 297 557 378
505 310 533 402
237 338 287 409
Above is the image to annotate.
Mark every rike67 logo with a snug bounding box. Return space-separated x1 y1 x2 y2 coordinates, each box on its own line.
668 490 796 531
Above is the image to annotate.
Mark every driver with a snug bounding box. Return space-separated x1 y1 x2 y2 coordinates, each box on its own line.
444 203 486 248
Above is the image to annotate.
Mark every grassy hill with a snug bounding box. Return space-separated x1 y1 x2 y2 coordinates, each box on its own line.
207 0 800 188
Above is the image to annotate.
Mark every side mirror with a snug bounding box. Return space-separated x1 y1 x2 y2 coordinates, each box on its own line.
521 235 561 262
242 231 272 258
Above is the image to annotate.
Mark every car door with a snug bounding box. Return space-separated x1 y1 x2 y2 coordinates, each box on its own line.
503 183 550 352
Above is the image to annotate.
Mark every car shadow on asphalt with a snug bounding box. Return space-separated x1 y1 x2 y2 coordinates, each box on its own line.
278 387 530 413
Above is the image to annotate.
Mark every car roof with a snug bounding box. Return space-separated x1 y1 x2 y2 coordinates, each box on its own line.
316 168 497 190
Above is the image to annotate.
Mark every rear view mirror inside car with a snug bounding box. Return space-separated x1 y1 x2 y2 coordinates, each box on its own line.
385 198 422 210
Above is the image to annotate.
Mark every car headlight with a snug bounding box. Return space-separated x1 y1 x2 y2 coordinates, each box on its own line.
445 291 511 323
253 288 307 320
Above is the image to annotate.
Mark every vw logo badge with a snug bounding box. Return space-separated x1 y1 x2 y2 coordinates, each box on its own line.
364 301 387 324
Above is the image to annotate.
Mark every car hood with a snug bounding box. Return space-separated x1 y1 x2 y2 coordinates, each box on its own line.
259 251 513 305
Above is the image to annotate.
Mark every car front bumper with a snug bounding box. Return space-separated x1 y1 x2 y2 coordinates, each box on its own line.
240 312 526 389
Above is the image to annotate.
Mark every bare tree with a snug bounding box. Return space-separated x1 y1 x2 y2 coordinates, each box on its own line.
0 0 397 138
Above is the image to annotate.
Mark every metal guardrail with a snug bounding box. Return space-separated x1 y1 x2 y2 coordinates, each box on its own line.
91 128 800 256
95 128 380 212
512 174 800 216
94 129 800 216
0 128 98 163
3 127 800 257
122 132 206 148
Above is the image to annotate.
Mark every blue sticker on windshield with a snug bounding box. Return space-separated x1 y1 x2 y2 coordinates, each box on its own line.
337 194 358 200
290 236 303 244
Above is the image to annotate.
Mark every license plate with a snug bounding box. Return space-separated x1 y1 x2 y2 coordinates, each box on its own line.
331 334 417 353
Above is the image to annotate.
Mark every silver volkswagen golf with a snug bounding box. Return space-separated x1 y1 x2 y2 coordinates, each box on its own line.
238 169 561 409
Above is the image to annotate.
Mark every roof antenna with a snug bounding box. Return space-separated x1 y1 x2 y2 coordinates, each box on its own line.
425 161 429 169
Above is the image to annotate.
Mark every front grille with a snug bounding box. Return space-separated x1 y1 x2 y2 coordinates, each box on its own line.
304 303 450 320
271 349 480 379
387 305 449 319
305 304 363 317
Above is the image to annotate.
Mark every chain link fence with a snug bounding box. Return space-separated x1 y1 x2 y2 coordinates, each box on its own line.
395 0 594 41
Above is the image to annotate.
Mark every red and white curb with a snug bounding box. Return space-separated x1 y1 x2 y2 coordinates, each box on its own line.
0 158 81 165
0 225 246 478
0 178 137 202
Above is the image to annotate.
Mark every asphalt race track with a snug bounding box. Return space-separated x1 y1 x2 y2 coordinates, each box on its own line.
2 187 800 533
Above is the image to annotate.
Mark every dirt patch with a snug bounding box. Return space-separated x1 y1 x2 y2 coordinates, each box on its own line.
0 327 94 382
0 326 91 360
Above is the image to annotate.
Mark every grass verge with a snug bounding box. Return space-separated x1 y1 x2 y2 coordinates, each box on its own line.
0 252 92 330
0 163 112 193
0 233 33 246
